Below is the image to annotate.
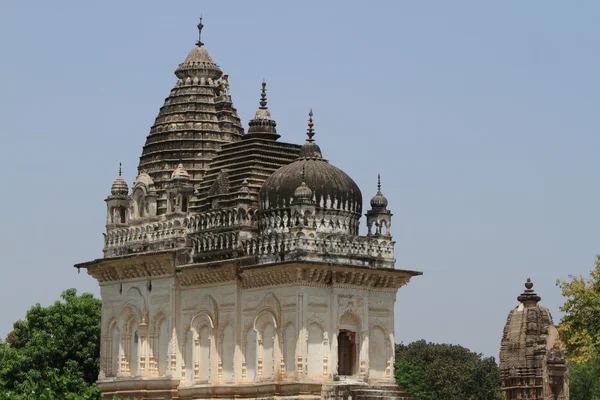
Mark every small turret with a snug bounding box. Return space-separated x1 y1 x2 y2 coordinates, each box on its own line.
106 164 131 226
245 81 280 140
166 163 194 214
366 175 392 237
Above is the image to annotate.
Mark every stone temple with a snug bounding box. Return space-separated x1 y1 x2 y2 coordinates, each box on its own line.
499 279 569 400
76 17 421 400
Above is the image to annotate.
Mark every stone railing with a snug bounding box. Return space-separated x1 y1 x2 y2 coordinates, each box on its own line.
104 206 258 257
242 231 395 268
258 209 360 236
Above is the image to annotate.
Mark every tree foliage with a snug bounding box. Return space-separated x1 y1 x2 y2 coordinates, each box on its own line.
395 340 501 400
556 255 600 364
569 358 600 400
0 289 101 399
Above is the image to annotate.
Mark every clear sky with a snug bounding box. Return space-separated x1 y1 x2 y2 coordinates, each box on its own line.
1 1 599 359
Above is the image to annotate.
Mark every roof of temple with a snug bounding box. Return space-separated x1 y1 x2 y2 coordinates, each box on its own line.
499 279 566 381
137 17 243 212
190 81 300 211
259 111 362 215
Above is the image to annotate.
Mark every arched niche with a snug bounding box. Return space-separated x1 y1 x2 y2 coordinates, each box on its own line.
254 310 279 381
368 326 387 380
338 312 361 377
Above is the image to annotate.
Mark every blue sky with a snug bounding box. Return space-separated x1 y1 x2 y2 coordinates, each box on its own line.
1 1 599 358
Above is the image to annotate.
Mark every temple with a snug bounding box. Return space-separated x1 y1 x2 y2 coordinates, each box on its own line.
76 17 420 400
499 279 569 400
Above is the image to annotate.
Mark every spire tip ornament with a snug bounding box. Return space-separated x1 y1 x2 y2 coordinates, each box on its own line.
196 14 204 47
517 277 541 305
307 109 315 142
259 81 267 109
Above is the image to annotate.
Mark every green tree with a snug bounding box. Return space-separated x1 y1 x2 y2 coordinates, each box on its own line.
556 255 600 364
569 358 600 400
0 289 101 399
395 340 501 400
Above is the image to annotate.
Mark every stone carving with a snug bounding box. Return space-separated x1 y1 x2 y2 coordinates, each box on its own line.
77 16 424 400
499 279 569 400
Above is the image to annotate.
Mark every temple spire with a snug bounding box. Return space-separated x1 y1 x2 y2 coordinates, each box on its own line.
244 81 279 140
196 14 204 47
307 109 315 142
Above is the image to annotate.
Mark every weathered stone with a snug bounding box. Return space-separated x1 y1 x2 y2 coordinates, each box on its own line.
499 279 569 400
77 17 421 400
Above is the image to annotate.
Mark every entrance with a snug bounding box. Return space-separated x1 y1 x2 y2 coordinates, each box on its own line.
337 330 356 376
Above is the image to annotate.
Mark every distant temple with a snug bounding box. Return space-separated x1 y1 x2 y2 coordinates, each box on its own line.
76 17 420 400
499 279 569 400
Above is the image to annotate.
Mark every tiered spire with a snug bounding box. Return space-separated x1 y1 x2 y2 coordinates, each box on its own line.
245 81 280 140
138 17 243 214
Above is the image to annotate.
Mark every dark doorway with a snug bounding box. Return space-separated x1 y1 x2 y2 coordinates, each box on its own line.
338 330 356 376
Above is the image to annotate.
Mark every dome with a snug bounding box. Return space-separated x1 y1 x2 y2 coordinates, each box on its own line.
370 175 388 209
259 111 362 214
293 181 313 203
171 163 190 181
174 18 222 80
111 171 129 196
133 172 154 188
260 158 362 212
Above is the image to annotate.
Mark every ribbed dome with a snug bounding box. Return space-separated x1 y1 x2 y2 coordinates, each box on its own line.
370 175 388 209
111 175 129 196
260 157 362 212
175 45 222 80
259 111 362 214
293 181 313 203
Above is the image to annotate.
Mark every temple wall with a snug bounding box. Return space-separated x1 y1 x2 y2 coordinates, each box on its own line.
97 270 397 386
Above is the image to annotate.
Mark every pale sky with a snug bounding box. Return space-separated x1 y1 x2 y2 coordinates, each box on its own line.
1 1 599 359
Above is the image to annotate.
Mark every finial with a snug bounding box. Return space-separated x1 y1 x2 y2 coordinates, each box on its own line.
517 277 541 305
307 109 315 142
377 174 381 192
259 80 267 109
196 14 204 47
119 162 122 176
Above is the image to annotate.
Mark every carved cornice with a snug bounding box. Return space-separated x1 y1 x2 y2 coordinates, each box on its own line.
77 252 176 283
177 263 237 287
239 262 415 291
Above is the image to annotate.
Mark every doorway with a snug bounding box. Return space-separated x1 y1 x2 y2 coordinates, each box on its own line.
338 330 356 376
